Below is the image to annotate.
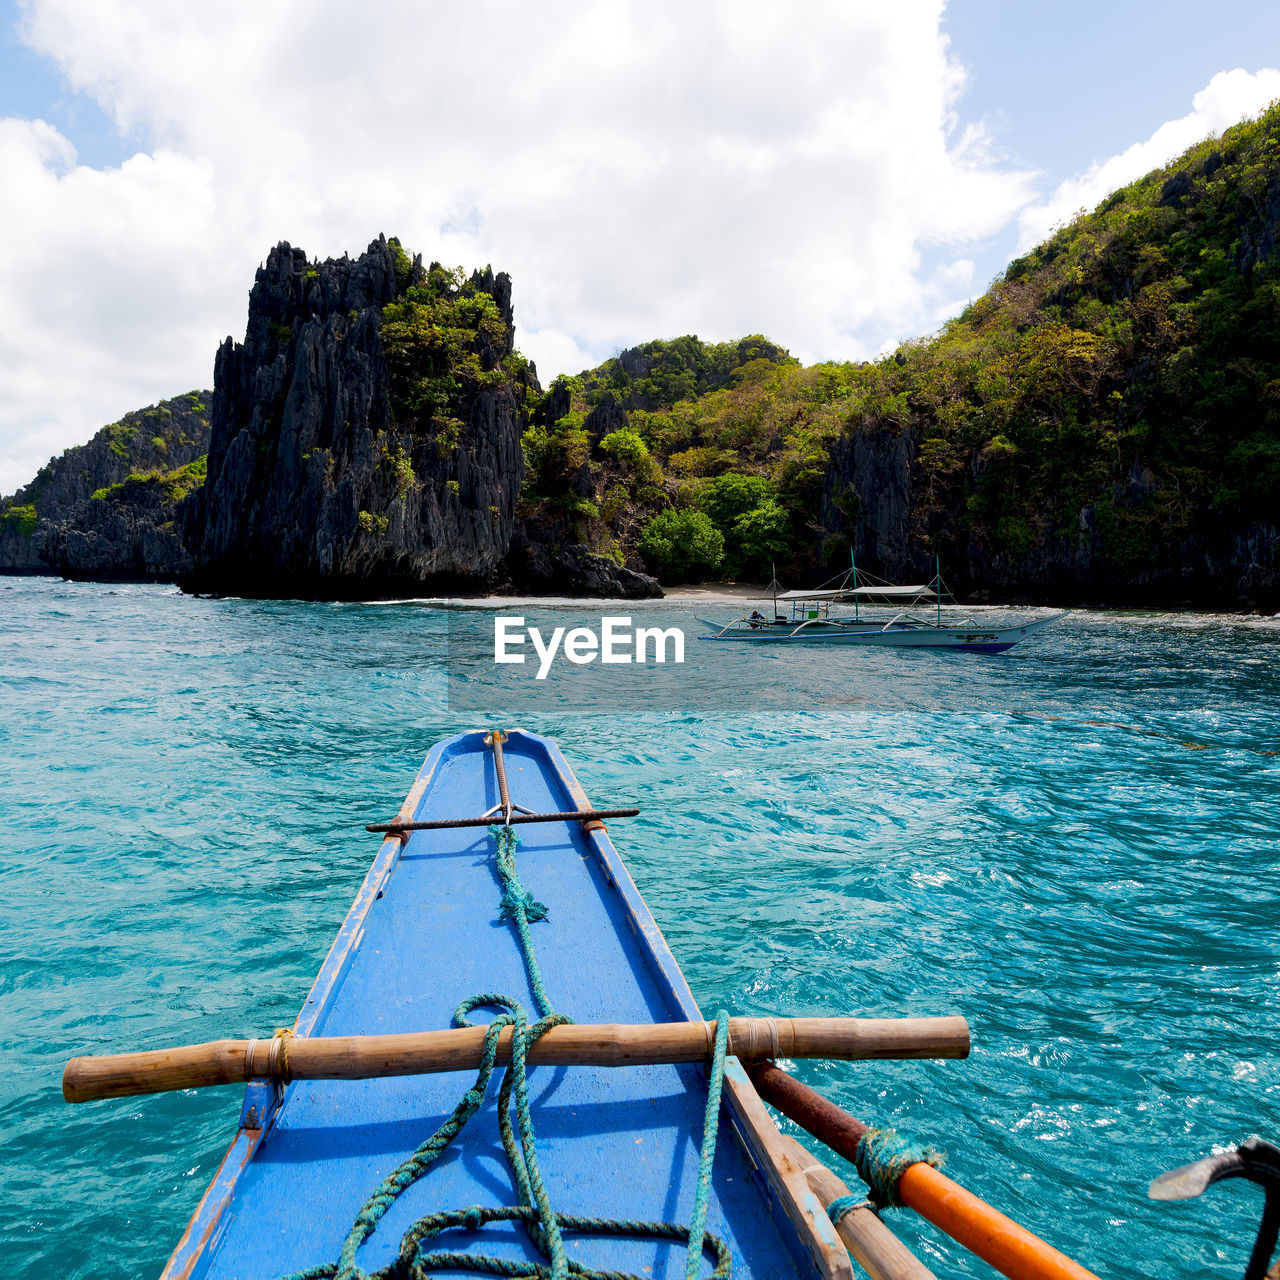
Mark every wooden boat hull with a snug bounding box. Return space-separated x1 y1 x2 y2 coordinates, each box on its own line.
697 612 1067 652
163 729 847 1279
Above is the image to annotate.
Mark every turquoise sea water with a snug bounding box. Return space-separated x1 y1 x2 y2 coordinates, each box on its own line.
1 575 1277 1280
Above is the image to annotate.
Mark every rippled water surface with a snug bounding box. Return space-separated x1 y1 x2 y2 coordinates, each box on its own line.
1 577 1278 1279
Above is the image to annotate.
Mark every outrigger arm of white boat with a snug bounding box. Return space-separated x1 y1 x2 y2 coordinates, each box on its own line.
710 615 754 638
787 617 847 635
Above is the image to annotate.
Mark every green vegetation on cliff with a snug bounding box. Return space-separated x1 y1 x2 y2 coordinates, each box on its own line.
524 103 1280 594
380 249 530 444
0 392 212 576
2 504 37 537
520 336 852 580
578 335 793 409
884 103 1280 575
90 456 207 505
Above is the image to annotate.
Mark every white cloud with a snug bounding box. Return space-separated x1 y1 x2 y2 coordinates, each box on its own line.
0 0 1050 493
5 7 1279 497
1018 68 1280 251
0 118 231 491
521 329 597 385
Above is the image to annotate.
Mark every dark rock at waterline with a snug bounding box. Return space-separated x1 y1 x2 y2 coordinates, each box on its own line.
820 419 1279 611
507 519 662 599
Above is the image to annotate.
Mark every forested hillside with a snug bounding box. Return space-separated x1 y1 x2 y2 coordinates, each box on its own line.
527 104 1280 605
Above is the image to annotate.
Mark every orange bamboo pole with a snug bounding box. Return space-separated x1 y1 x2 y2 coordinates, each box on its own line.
749 1063 1101 1280
896 1162 1099 1280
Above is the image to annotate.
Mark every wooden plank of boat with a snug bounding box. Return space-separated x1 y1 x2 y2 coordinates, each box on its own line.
161 728 855 1280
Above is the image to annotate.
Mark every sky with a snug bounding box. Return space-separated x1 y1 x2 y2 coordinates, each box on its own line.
2 1 1280 495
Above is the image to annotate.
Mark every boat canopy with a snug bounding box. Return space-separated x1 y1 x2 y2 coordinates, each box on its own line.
775 584 930 600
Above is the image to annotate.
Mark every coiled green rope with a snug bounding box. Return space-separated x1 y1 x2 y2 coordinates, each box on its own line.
279 822 731 1279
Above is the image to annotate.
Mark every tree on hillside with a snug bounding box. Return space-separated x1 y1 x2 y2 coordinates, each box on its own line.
637 509 724 581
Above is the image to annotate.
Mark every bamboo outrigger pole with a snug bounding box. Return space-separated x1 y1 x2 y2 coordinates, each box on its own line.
63 1014 970 1104
749 1062 1101 1280
778 1134 938 1280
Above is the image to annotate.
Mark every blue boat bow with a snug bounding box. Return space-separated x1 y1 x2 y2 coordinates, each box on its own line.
162 729 850 1280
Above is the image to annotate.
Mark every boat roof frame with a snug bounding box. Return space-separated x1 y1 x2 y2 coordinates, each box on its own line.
775 585 931 600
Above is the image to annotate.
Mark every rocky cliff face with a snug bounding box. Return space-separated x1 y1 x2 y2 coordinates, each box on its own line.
808 105 1280 612
0 241 661 598
950 499 1279 609
819 422 1278 609
186 237 529 598
0 394 210 578
819 425 920 580
38 464 205 581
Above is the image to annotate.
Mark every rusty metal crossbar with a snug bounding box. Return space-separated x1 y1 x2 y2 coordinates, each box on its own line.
367 808 641 834
366 729 640 835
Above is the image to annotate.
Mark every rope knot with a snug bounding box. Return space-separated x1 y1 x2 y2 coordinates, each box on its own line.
269 1027 294 1084
854 1127 944 1209
462 1205 483 1232
500 889 549 922
826 1192 872 1224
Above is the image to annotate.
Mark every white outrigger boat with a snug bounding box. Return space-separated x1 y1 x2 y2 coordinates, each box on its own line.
699 559 1067 653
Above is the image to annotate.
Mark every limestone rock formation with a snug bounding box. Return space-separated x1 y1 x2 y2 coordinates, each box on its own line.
38 464 204 581
819 426 920 580
0 394 211 579
186 237 532 597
